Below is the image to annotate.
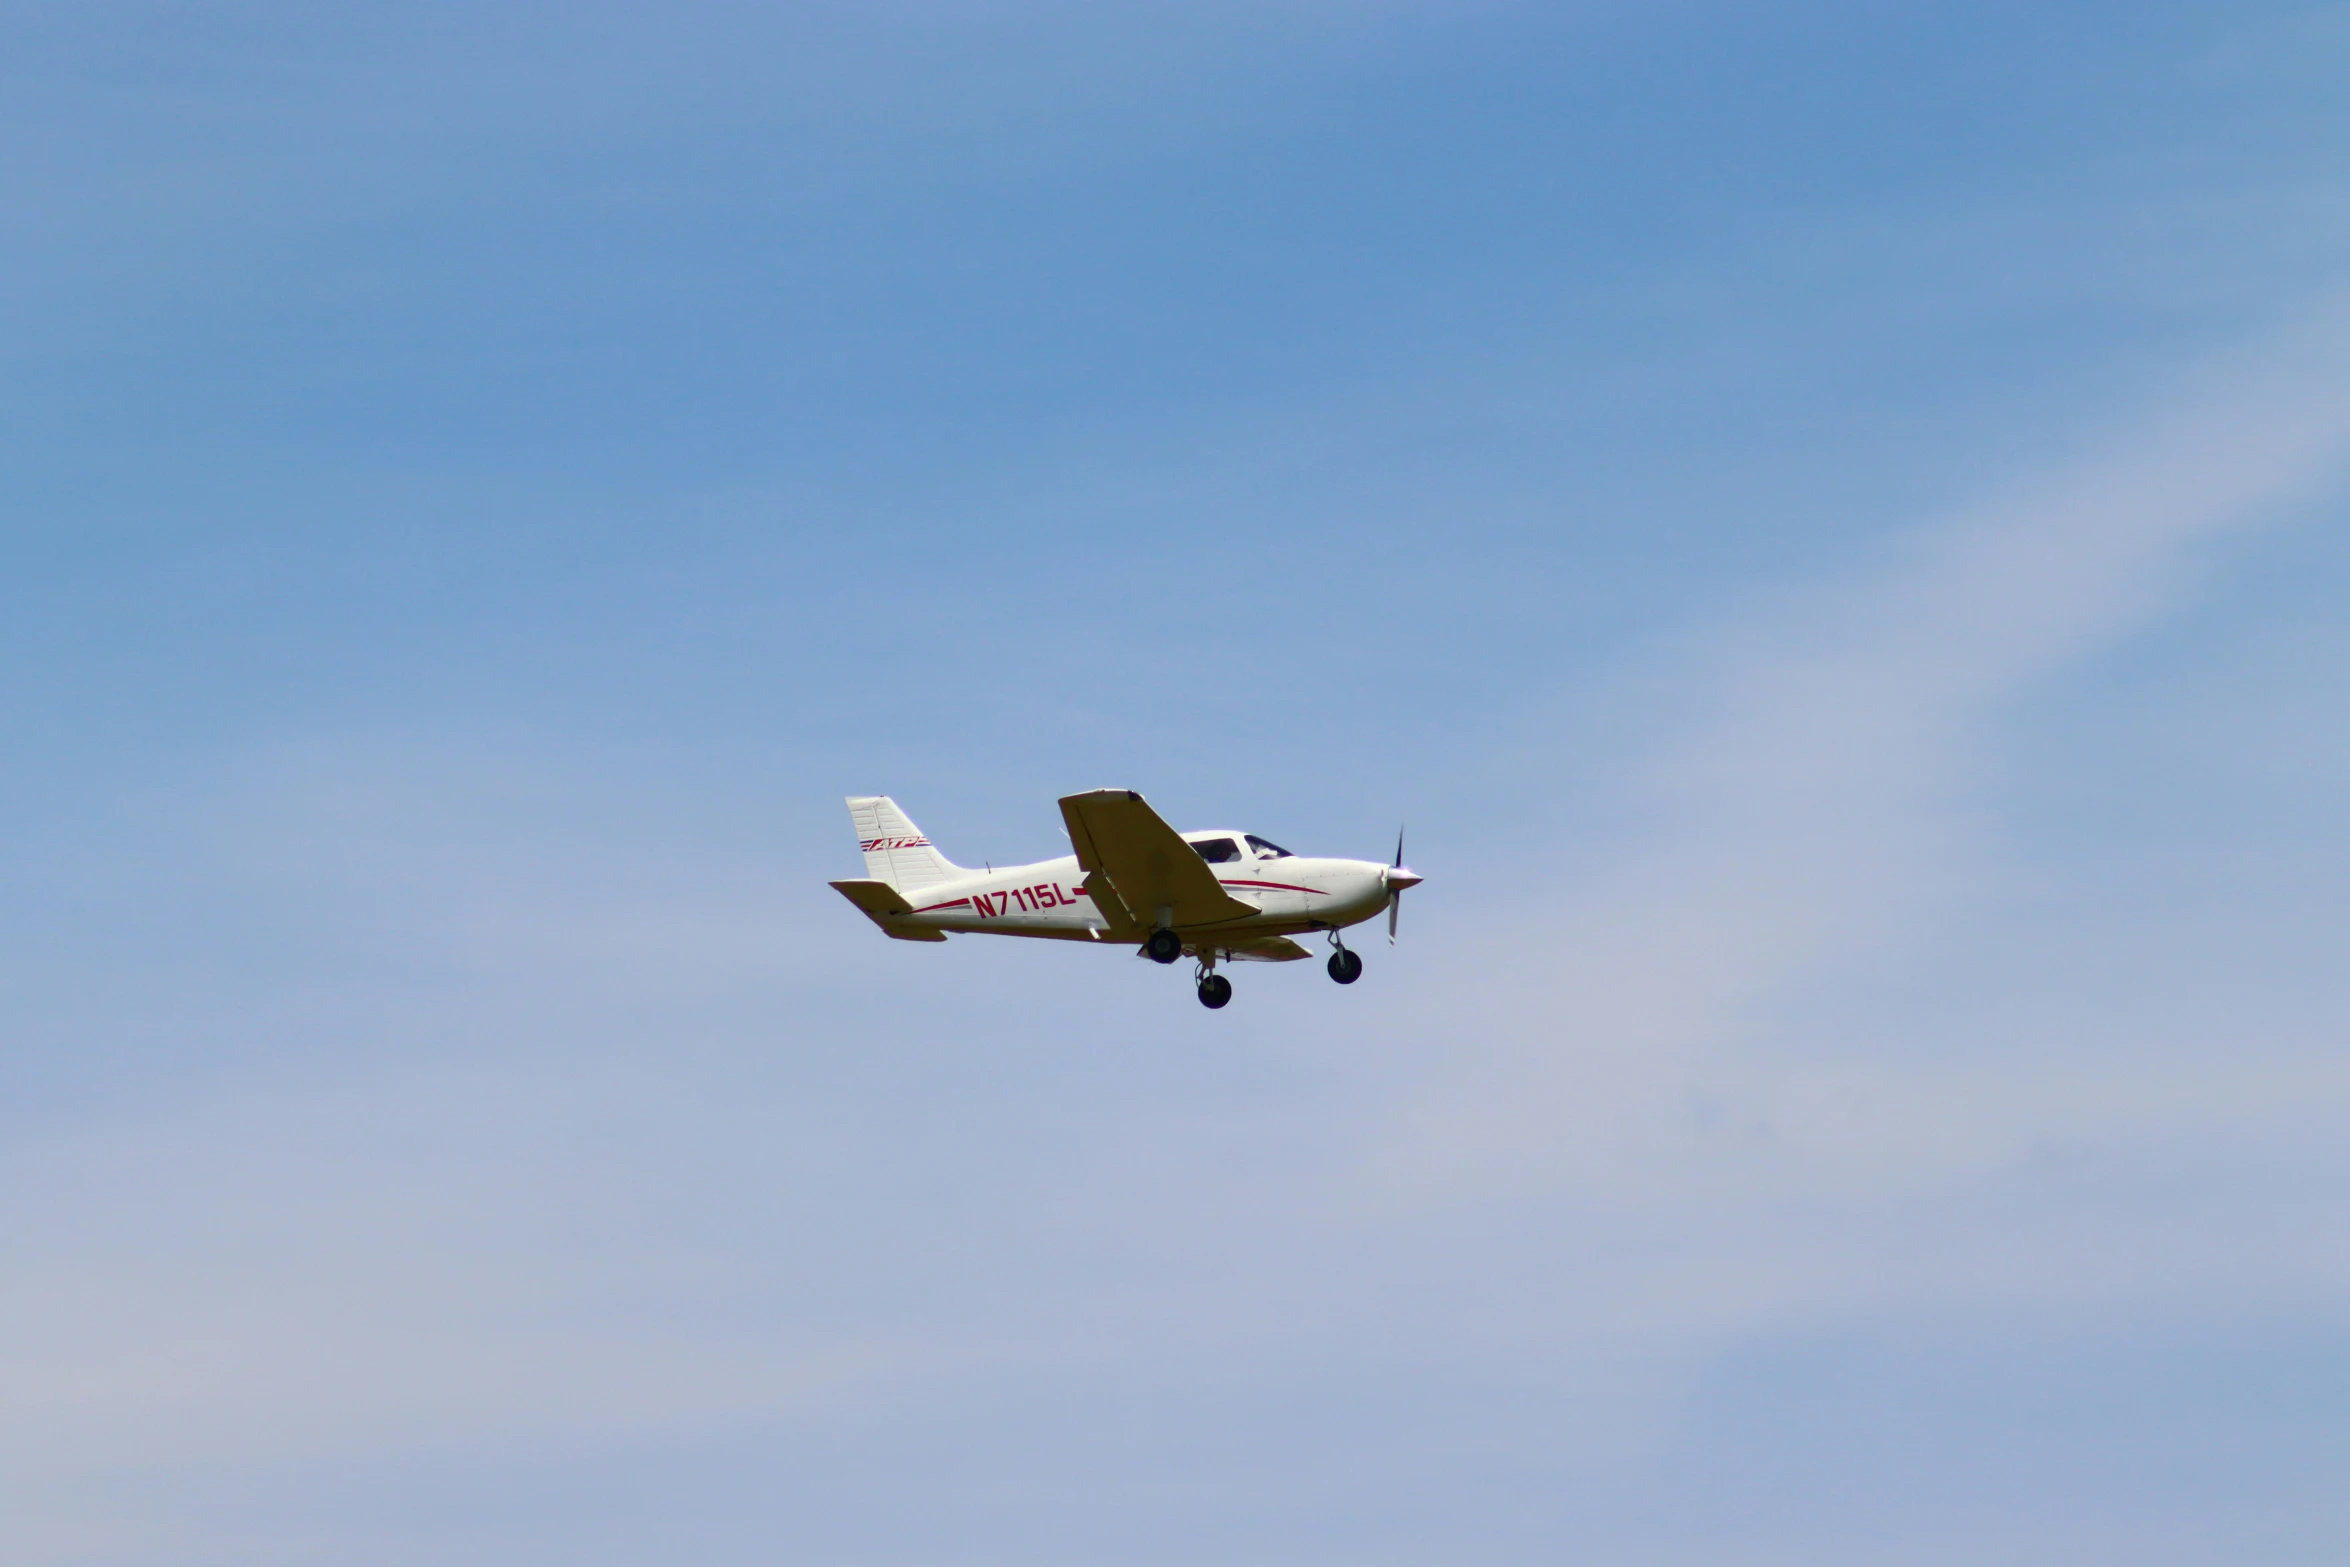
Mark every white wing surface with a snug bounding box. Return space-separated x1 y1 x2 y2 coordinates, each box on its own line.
1218 936 1311 962
1057 790 1256 933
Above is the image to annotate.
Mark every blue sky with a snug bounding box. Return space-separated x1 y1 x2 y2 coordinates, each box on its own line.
6 2 2350 1562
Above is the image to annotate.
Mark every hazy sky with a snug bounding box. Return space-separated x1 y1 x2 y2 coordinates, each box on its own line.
7 3 2350 1562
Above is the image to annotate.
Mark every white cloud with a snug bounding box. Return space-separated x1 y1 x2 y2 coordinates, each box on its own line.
1347 296 2350 1328
6 301 2350 1562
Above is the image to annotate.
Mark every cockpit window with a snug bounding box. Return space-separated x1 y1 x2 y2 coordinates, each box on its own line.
1245 835 1293 859
1190 837 1243 864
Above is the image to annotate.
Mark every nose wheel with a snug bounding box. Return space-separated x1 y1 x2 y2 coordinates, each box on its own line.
1196 973 1232 1009
1326 946 1363 985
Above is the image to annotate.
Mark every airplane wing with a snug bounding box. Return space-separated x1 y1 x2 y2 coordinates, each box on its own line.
1058 790 1257 932
1078 869 1143 941
830 879 950 941
1218 935 1311 963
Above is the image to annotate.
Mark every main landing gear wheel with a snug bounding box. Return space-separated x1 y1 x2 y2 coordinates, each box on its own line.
1327 948 1363 985
1144 928 1183 964
1197 973 1232 1009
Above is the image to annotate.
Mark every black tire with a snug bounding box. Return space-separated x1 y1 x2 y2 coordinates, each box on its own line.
1197 974 1233 1009
1145 928 1183 964
1326 949 1362 985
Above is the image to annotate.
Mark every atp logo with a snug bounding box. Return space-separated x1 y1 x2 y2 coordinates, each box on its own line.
860 836 930 852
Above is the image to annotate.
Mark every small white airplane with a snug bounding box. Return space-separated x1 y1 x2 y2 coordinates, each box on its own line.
831 790 1422 1008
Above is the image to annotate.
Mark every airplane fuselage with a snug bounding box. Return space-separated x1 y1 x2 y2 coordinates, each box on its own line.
900 843 1390 946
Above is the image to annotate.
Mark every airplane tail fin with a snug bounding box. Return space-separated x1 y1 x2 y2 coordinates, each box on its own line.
845 796 963 892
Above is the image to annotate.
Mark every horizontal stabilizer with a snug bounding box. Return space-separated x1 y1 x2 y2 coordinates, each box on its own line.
831 879 949 941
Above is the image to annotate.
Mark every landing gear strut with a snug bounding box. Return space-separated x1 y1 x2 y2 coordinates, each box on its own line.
1325 934 1362 985
1144 928 1183 964
1193 954 1233 1009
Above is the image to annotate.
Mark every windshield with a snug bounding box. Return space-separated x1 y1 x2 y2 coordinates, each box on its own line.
1244 835 1293 859
1190 837 1243 864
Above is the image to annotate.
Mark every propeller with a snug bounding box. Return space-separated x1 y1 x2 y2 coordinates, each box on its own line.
1384 825 1421 943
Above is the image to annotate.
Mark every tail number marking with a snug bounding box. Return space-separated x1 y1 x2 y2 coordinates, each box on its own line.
970 884 1085 918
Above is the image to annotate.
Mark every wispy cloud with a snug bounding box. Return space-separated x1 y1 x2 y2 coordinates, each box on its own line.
10 305 2345 1540
1355 299 2350 1337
